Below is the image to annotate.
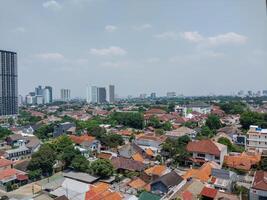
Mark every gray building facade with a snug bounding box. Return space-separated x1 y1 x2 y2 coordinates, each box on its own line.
0 50 18 116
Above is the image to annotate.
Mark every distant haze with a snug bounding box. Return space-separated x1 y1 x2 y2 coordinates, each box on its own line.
1 0 267 98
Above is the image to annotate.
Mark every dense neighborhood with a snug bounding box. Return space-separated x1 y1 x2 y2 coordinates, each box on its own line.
0 97 267 200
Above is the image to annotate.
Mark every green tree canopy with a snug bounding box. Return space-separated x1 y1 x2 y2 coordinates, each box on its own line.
206 114 222 130
90 159 114 178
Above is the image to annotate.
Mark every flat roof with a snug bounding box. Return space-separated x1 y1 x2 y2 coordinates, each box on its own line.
62 171 99 184
0 50 17 54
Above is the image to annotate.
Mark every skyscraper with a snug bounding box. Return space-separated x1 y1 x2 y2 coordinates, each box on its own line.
0 50 18 116
35 85 43 96
45 86 53 103
91 86 98 103
60 89 71 101
97 87 106 104
109 85 115 103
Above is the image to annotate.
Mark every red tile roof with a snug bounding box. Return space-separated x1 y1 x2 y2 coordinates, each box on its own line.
182 190 193 200
252 171 267 191
200 187 218 199
0 158 13 168
69 135 95 145
111 157 145 172
186 140 220 156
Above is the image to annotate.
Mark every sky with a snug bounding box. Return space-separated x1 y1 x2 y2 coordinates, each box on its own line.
0 0 267 98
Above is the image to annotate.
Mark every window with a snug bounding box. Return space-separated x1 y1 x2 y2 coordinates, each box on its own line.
197 153 205 158
215 156 220 160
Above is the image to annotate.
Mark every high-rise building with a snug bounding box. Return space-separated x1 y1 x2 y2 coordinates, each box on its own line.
60 89 71 101
263 90 267 96
43 88 50 104
97 87 106 104
109 85 115 103
0 50 18 116
167 92 176 98
91 86 98 103
150 92 156 99
35 85 43 96
44 86 53 103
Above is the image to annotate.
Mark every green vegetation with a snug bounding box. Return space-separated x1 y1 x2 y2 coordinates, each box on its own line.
260 157 267 171
161 135 191 166
89 159 114 178
219 101 248 114
0 126 13 140
17 110 42 125
205 114 222 130
146 116 172 131
34 124 54 140
110 112 144 129
240 111 267 130
71 154 90 172
183 121 198 129
196 126 215 139
218 137 244 153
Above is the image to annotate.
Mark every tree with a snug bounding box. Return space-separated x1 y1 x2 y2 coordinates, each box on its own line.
167 103 175 113
0 127 13 140
240 111 267 130
70 154 89 172
146 116 161 128
8 117 15 125
218 137 244 153
260 157 267 171
205 115 222 130
90 159 114 178
111 112 144 129
52 135 73 153
28 169 42 181
219 101 248 114
27 144 56 176
35 124 54 139
197 126 214 139
60 145 81 168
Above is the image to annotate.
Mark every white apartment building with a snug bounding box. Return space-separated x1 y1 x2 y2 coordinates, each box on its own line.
247 125 267 152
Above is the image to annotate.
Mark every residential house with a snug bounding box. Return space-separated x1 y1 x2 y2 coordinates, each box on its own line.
53 122 76 138
183 161 220 182
69 135 101 153
4 145 32 161
224 152 261 171
0 158 13 170
247 125 267 152
211 168 237 192
111 157 145 172
166 126 196 139
186 139 227 166
250 171 267 200
135 133 166 155
0 169 28 191
85 182 123 200
138 191 161 200
143 165 170 182
200 187 218 200
151 171 186 196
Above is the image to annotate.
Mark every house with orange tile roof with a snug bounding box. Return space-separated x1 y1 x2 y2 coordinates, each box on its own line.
69 134 101 153
135 133 166 155
250 171 267 200
223 151 261 171
0 168 28 191
132 152 144 162
183 162 220 182
186 139 227 166
128 178 147 190
85 182 123 200
0 158 13 170
143 165 170 182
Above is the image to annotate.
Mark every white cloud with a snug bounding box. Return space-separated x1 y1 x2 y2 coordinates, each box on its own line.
154 31 179 40
105 25 117 32
42 0 62 11
14 27 26 33
207 32 247 46
101 61 129 68
35 53 65 61
146 57 160 63
180 31 248 46
132 24 152 31
89 46 127 56
180 31 203 43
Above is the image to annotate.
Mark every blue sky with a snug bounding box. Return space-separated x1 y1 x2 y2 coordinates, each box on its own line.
0 0 267 98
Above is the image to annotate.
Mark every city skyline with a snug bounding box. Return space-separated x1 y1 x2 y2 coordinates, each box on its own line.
0 0 267 97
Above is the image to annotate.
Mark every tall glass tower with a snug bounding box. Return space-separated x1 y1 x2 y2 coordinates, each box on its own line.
0 50 18 116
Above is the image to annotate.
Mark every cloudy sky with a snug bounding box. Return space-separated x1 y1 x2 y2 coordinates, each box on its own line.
1 0 267 98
